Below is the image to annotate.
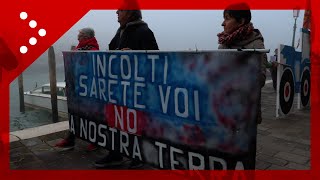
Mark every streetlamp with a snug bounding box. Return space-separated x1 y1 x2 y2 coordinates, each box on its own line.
292 10 300 47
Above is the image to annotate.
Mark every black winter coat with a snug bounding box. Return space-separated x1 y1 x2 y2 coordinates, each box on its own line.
109 21 159 50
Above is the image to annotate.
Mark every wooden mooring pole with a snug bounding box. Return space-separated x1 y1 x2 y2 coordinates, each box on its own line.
48 46 58 123
18 74 25 113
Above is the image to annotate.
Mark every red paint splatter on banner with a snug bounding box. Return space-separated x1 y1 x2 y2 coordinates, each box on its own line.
105 104 147 135
180 124 206 146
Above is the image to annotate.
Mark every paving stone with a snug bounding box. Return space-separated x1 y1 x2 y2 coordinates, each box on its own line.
268 122 295 130
257 126 270 131
267 164 292 170
55 130 70 138
64 150 88 160
10 146 31 155
270 134 310 146
10 152 40 167
294 143 310 151
257 129 271 136
259 122 273 129
274 152 309 164
78 148 106 160
32 151 63 163
45 158 84 170
285 162 310 170
256 147 279 157
10 141 24 149
258 142 294 153
257 154 288 166
20 137 44 147
256 145 263 151
13 160 47 170
258 136 297 153
38 132 62 142
305 159 310 166
291 148 310 157
255 160 271 170
257 135 278 145
29 143 55 156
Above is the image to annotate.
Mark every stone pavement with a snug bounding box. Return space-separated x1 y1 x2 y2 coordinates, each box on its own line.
256 83 310 170
9 83 310 170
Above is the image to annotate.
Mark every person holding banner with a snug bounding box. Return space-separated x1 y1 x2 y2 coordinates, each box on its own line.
55 27 99 151
94 9 159 169
217 3 268 124
217 3 268 168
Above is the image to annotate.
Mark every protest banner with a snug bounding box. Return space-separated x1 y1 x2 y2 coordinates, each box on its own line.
63 50 261 170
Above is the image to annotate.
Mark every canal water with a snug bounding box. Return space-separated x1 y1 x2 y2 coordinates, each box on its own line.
10 54 66 132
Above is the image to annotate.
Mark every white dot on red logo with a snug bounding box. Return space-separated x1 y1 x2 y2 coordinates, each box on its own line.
29 37 37 45
29 20 37 28
38 29 46 37
20 46 28 54
20 12 28 20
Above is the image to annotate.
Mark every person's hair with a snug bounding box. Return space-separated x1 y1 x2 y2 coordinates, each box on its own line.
127 10 142 21
223 3 251 24
79 27 95 38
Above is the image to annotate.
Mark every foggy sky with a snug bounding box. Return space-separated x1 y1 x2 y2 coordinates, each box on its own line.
47 10 304 64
